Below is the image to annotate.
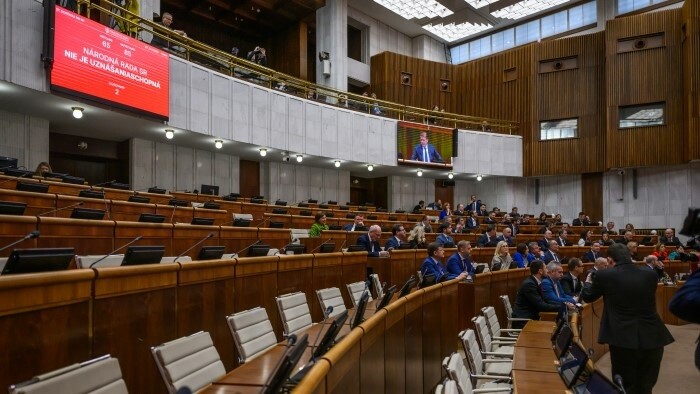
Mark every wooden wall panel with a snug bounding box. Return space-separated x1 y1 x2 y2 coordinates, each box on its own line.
530 32 606 175
683 0 700 160
605 9 685 168
581 172 604 224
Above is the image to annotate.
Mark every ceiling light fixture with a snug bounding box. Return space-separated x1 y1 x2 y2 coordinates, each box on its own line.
71 107 84 119
367 164 374 172
374 0 453 20
476 174 483 181
448 172 454 179
422 21 492 42
334 160 341 168
296 155 303 163
164 129 174 139
490 0 568 20
417 169 423 177
214 139 223 149
259 148 267 157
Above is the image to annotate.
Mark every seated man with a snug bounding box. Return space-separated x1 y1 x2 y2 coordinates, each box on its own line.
420 242 466 283
542 261 577 306
660 228 682 247
356 225 389 257
418 215 433 233
477 225 498 247
435 223 454 247
539 230 554 251
497 227 515 247
384 224 406 251
543 240 562 263
561 258 584 296
413 200 425 213
465 212 479 232
343 215 365 231
511 260 561 328
572 211 591 226
582 241 604 262
527 241 544 263
644 255 667 280
446 241 475 277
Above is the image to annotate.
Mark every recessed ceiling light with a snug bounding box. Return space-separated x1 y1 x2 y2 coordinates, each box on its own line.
296 155 303 163
71 107 84 119
334 160 341 168
214 139 223 149
165 129 174 139
367 164 374 171
259 148 267 157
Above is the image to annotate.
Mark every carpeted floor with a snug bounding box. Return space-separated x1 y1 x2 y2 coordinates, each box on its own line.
595 324 700 393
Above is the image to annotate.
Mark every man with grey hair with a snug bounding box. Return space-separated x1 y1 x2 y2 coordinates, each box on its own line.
586 256 610 282
356 225 389 257
581 243 674 394
527 241 544 263
644 255 666 280
543 240 561 263
542 261 577 306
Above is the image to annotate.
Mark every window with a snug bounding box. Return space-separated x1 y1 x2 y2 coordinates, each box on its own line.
619 103 665 128
347 18 368 63
618 0 672 15
540 118 579 140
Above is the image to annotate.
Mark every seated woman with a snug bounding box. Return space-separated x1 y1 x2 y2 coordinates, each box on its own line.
652 243 669 261
407 225 427 249
512 243 529 268
439 203 452 221
600 230 615 246
553 213 563 225
34 161 52 176
577 230 592 246
536 212 549 226
308 213 328 237
490 241 513 271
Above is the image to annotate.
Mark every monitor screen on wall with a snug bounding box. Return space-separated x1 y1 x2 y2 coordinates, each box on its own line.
50 6 170 120
396 121 453 168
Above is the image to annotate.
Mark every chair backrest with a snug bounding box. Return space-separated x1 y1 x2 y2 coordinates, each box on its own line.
316 287 347 318
226 307 277 364
9 355 127 394
472 315 493 352
346 281 370 307
459 329 483 375
151 331 226 394
370 274 383 299
442 380 459 394
76 255 124 269
481 306 503 338
500 295 515 329
446 352 475 394
291 228 311 241
275 291 313 336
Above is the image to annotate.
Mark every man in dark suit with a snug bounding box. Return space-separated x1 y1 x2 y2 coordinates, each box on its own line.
539 230 554 251
660 228 682 246
410 132 443 163
435 223 454 247
446 240 475 277
511 260 561 328
421 242 466 283
477 225 498 247
581 241 604 262
384 224 406 251
497 227 515 247
581 243 674 394
543 240 562 263
467 195 481 215
561 258 584 296
343 215 365 231
572 211 591 226
556 229 570 246
412 200 424 213
356 225 389 257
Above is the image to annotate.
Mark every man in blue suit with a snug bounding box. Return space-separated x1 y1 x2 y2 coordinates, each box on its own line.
446 241 475 277
543 240 562 263
581 241 604 262
356 225 389 257
435 223 454 247
421 242 466 283
410 132 443 163
384 224 406 251
541 261 577 306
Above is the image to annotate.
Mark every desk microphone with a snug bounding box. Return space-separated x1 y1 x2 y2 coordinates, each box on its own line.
169 203 178 223
0 230 40 254
309 306 334 362
37 201 84 217
89 236 143 268
234 239 261 257
173 232 215 263
256 215 272 228
613 375 627 394
338 238 347 251
309 238 333 254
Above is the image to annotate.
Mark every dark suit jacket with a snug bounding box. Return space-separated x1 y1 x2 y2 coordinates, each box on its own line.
539 238 551 251
560 272 582 296
512 276 561 320
384 236 402 251
581 250 604 262
543 250 560 263
477 233 497 247
572 218 591 226
410 144 443 162
660 236 681 247
669 269 700 323
497 235 514 247
356 234 381 257
420 257 452 281
581 262 674 349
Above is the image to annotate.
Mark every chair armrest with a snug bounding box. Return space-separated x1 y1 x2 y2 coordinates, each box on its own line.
472 389 512 393
499 329 522 333
472 374 513 382
492 340 516 345
507 317 531 322
482 358 513 363
493 336 518 341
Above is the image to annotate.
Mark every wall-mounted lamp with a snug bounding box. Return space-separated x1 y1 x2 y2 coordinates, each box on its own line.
72 107 84 119
214 139 223 149
367 164 374 172
417 169 423 177
448 172 454 179
334 160 341 168
259 148 267 157
296 155 303 163
165 129 174 139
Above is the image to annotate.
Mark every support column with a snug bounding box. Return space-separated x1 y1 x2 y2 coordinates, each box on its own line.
315 0 348 91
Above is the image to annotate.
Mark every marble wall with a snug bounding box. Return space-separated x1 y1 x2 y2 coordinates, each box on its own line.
0 109 50 170
261 162 350 206
0 0 48 92
388 176 436 212
452 130 523 177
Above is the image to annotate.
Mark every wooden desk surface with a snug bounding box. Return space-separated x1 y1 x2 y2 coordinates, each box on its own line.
512 370 567 394
214 346 313 386
512 347 559 373
522 320 556 333
200 384 264 394
515 331 554 349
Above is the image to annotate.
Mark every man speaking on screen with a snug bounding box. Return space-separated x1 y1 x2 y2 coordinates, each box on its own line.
410 132 443 163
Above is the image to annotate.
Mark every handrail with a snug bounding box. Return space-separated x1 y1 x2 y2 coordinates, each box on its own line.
72 1 519 135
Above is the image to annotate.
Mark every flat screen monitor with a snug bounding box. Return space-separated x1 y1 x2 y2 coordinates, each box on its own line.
197 246 225 261
351 290 370 329
396 121 454 167
299 210 312 216
43 172 68 179
354 226 368 232
148 187 167 194
298 202 309 208
397 243 413 250
139 213 165 223
275 200 287 206
312 310 348 360
283 244 306 255
554 323 574 359
574 370 623 394
560 342 589 388
63 176 85 185
376 285 397 309
104 181 130 190
168 199 188 207
250 198 264 204
491 262 502 271
191 217 215 226
121 246 165 266
328 225 342 230
269 222 284 229
347 245 366 252
319 243 335 253
71 208 105 220
474 265 487 274
272 208 288 214
261 333 309 394
509 261 519 269
398 275 416 297
78 190 105 199
0 156 18 170
5 168 33 178
247 244 271 257
200 184 219 196
129 195 151 204
16 182 49 193
2 248 75 275
0 201 27 216
202 202 220 210
233 218 251 227
307 199 318 204
420 273 436 289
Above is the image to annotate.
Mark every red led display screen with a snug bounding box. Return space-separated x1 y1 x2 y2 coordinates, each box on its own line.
51 6 169 119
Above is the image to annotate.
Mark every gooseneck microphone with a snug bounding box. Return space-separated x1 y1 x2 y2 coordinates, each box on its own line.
613 375 626 394
169 203 178 223
173 232 215 263
256 215 272 228
92 180 116 188
89 236 143 268
309 238 333 254
309 306 334 361
0 230 40 254
37 201 84 217
234 239 261 257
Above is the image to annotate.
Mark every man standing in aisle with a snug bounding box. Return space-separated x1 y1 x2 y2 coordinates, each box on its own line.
581 243 674 394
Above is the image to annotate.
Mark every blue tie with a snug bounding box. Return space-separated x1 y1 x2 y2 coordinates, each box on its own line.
423 147 428 162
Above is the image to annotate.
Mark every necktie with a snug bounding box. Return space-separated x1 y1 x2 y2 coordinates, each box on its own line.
553 253 559 262
538 282 544 297
423 147 428 162
554 281 560 297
